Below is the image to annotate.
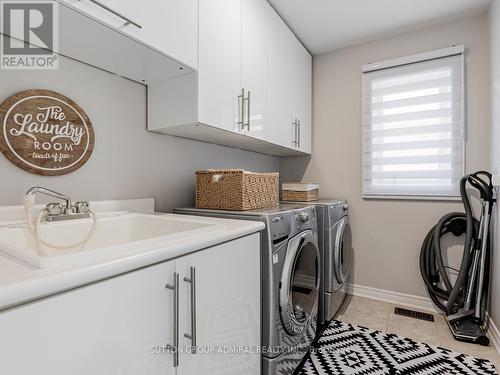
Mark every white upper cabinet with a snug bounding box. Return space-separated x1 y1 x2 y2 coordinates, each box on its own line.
269 10 297 148
198 0 242 132
61 0 197 68
296 39 312 154
147 0 312 156
99 0 199 69
60 0 125 28
55 0 197 83
241 0 271 140
269 10 312 153
7 0 310 154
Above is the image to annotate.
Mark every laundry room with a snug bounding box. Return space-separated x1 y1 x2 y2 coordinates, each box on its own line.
0 0 499 374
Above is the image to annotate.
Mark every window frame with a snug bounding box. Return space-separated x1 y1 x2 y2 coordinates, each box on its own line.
361 45 466 201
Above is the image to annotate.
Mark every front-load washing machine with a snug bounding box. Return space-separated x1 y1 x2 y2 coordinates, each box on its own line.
282 200 352 325
174 205 321 375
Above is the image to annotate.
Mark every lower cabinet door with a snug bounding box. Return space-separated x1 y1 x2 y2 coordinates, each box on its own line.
0 260 177 375
177 234 261 375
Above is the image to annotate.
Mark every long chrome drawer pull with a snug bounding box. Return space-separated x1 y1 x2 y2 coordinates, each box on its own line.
183 267 197 352
87 0 142 29
166 272 180 367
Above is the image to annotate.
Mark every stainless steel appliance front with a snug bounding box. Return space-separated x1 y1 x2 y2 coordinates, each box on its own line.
174 205 320 375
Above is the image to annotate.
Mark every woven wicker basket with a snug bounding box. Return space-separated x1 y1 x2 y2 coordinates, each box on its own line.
196 169 279 210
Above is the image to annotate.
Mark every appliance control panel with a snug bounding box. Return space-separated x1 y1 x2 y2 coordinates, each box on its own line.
268 214 291 241
329 201 348 223
294 207 317 232
268 206 318 241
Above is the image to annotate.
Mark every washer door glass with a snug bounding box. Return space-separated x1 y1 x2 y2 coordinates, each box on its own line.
334 216 352 284
280 230 320 335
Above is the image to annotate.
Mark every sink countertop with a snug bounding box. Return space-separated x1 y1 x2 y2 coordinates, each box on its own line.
0 213 264 312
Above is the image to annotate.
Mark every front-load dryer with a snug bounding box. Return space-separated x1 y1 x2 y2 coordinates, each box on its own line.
174 205 320 375
322 201 352 323
281 200 352 325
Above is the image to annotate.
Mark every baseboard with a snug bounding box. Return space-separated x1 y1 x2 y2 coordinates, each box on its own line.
486 313 500 353
346 283 436 312
347 283 500 354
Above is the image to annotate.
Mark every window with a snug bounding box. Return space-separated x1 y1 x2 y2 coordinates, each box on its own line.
362 46 465 199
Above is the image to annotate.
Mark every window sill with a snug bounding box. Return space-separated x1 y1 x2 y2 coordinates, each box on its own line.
362 194 462 202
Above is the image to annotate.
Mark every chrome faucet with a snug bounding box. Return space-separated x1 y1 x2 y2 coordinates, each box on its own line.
25 187 91 222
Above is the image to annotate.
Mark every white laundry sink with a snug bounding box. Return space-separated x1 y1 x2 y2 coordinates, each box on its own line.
0 213 223 268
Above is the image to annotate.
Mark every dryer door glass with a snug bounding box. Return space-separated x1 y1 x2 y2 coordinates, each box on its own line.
334 216 352 283
280 230 320 335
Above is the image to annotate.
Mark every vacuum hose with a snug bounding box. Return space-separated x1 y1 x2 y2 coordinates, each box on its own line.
420 171 493 317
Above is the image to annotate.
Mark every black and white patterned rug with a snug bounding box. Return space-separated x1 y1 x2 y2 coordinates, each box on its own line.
297 320 497 375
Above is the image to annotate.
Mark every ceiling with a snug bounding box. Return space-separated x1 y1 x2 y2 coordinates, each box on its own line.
267 0 491 55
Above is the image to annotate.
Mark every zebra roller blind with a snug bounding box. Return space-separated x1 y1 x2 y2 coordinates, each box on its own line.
362 50 465 199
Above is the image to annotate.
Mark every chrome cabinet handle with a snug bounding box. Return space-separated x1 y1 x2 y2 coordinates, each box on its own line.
166 272 180 367
183 267 197 352
238 88 245 130
243 91 250 131
292 118 298 146
297 119 301 148
87 0 142 29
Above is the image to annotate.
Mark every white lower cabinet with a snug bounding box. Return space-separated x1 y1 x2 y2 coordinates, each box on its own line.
0 259 177 375
177 235 261 374
0 234 260 375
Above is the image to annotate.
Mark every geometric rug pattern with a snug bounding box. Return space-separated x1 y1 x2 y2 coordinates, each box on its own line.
297 320 498 375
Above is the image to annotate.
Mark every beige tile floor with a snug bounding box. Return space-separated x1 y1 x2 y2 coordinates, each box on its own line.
336 295 500 370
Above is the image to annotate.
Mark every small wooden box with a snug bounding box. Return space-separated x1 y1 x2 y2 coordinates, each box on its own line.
282 183 320 202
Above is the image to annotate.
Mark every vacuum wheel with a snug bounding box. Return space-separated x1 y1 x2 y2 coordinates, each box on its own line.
477 335 490 347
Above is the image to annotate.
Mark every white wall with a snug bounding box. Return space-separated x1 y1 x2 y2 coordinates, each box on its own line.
489 0 500 329
0 54 279 211
280 14 491 298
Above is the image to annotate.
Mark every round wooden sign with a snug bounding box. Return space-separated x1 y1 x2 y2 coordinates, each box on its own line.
0 89 94 176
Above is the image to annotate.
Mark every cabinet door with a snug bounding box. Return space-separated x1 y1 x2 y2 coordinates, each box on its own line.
60 0 197 68
0 261 177 375
198 0 242 132
97 0 198 69
295 45 312 153
241 0 271 140
59 0 125 29
177 234 261 375
269 10 299 148
304 51 313 153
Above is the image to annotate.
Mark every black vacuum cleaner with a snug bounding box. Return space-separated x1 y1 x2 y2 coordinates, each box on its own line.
420 171 495 346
